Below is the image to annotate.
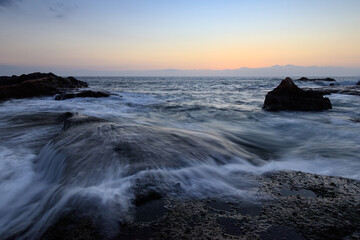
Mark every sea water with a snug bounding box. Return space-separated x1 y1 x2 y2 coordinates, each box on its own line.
0 76 359 238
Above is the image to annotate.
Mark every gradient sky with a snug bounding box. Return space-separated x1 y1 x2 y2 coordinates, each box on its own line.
0 0 359 73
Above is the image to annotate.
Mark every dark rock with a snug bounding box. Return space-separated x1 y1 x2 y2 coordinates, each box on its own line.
135 197 166 222
217 217 244 236
350 118 360 123
329 83 335 86
0 72 88 100
303 85 360 96
259 171 360 240
41 211 101 240
259 226 306 240
56 112 75 123
38 170 360 240
60 112 105 130
263 77 332 111
357 80 360 86
55 90 110 100
135 190 163 207
297 77 336 82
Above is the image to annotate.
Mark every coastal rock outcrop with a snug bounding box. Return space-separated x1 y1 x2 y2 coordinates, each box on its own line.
296 77 336 82
357 80 360 85
263 77 332 111
40 171 360 240
54 90 110 100
0 72 88 100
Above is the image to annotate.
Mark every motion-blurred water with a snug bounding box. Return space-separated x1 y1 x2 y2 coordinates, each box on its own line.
0 77 359 238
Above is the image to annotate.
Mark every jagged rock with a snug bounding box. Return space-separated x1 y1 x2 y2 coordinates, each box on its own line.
297 77 336 82
0 72 88 100
54 91 110 100
263 77 332 111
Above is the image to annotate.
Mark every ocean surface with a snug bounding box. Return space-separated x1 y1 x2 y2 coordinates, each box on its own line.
0 76 359 238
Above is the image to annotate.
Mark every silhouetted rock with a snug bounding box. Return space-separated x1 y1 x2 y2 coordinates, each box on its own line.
54 90 110 100
263 77 332 111
0 72 88 100
297 77 336 82
356 80 360 86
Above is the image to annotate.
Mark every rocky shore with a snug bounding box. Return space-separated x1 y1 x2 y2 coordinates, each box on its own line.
2 75 360 239
41 168 360 240
263 77 360 112
0 72 110 100
35 113 360 240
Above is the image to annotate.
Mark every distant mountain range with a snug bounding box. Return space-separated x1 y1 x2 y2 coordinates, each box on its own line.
1 64 359 77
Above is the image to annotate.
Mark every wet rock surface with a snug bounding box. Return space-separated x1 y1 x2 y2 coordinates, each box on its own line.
0 72 88 100
350 118 360 123
41 212 100 240
39 170 360 240
258 171 360 240
35 114 360 239
263 77 332 111
54 90 111 100
59 112 105 130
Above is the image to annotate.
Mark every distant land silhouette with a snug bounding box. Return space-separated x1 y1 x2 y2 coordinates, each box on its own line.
0 64 359 77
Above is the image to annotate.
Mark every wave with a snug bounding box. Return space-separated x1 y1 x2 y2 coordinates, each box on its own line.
0 76 359 238
0 119 267 238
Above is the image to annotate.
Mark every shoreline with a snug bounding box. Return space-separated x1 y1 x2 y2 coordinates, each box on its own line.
0 74 359 239
41 170 360 240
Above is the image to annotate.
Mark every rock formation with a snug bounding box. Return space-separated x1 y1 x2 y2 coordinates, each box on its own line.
263 77 332 111
0 72 88 100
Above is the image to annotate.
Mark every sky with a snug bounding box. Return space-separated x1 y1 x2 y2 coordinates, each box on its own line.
0 0 360 75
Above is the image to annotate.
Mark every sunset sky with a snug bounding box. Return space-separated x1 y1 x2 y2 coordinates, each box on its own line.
0 0 359 74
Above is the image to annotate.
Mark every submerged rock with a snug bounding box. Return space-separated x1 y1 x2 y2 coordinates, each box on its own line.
41 211 100 240
54 90 110 100
0 72 88 100
59 112 105 130
263 77 332 111
302 85 360 96
296 77 336 82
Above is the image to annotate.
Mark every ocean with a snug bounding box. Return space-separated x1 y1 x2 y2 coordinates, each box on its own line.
0 76 359 238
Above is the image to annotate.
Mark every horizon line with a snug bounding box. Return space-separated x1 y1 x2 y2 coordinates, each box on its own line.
1 64 360 77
